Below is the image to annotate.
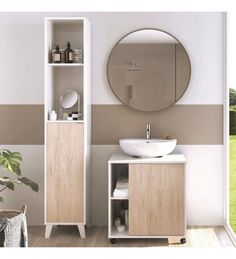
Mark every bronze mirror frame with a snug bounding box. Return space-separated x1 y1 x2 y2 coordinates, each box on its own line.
106 28 191 112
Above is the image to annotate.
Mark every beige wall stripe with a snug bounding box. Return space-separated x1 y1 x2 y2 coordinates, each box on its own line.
0 105 44 145
92 104 223 145
0 104 223 145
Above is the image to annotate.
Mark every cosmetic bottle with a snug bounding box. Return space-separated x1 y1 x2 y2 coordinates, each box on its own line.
49 110 57 121
114 218 121 227
72 111 79 120
53 45 61 63
67 113 73 121
65 42 73 63
73 49 83 63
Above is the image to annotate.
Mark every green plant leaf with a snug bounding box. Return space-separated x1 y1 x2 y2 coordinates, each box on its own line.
9 152 22 161
13 179 22 186
0 149 22 175
0 149 39 202
0 177 22 186
17 177 39 192
0 177 15 190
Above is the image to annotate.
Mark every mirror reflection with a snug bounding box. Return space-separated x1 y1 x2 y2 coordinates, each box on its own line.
60 90 78 109
107 29 191 112
59 89 82 120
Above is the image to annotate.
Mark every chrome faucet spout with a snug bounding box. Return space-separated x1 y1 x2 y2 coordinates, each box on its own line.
146 123 151 140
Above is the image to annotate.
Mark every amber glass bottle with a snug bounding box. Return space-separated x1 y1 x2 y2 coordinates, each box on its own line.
65 42 73 63
53 45 61 63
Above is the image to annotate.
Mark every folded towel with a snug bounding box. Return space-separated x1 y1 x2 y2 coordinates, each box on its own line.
113 188 129 198
116 177 128 189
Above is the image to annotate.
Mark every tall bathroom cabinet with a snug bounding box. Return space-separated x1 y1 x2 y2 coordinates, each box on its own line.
44 18 91 238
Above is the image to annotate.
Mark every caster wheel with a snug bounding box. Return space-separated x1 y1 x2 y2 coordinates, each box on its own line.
180 238 186 244
110 238 117 244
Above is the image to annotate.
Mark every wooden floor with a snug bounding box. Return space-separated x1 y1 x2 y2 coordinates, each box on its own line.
28 226 234 247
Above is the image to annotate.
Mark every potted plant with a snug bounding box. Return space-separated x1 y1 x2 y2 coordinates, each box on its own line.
0 149 38 203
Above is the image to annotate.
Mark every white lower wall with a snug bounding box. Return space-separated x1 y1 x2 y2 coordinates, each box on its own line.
0 144 224 226
175 145 224 225
0 145 44 226
91 145 225 226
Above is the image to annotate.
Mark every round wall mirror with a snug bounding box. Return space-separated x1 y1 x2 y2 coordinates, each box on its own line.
107 29 191 112
60 90 78 109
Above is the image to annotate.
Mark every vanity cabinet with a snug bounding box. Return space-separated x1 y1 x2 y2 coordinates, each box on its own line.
108 153 186 244
44 17 91 239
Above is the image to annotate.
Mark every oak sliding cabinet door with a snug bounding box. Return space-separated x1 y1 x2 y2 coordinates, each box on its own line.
129 163 185 236
46 123 84 223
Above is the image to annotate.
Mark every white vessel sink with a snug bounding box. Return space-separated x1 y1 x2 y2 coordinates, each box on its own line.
119 138 177 158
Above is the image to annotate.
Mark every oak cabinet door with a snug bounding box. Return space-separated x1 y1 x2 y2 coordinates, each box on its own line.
129 163 185 236
46 123 84 223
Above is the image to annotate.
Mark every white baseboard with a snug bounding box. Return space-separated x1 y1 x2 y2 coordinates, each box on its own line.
225 224 236 246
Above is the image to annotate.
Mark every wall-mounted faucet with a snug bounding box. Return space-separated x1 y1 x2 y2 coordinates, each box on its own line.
146 123 151 140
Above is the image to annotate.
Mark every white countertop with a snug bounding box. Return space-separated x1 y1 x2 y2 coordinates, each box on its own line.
108 152 186 164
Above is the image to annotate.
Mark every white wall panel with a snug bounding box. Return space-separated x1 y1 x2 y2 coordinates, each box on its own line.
88 12 224 105
0 14 44 104
175 145 224 225
0 12 225 227
0 12 224 105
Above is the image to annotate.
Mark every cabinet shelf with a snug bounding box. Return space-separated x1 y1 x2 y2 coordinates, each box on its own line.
47 63 83 67
111 196 128 200
110 227 129 237
46 120 84 123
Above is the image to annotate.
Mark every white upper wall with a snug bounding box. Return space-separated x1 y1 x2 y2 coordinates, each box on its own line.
0 13 44 104
89 12 225 105
0 12 224 105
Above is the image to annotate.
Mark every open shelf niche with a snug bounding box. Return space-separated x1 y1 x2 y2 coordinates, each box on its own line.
45 18 86 122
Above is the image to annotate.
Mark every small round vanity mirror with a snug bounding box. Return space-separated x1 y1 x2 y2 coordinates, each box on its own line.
60 90 78 109
107 29 191 112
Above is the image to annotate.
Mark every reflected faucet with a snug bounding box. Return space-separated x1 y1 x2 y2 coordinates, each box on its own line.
146 123 151 140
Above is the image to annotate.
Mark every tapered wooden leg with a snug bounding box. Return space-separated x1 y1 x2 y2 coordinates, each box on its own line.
45 224 53 238
77 225 86 239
